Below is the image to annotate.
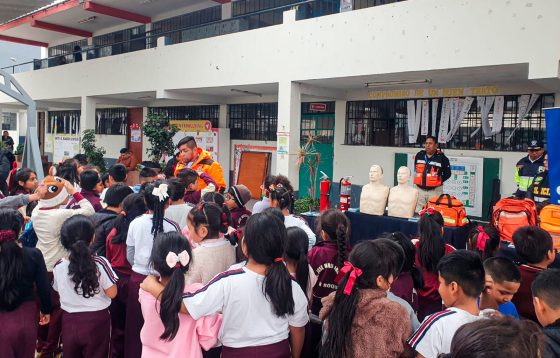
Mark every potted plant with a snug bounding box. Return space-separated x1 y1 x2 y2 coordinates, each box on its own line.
81 129 107 173
14 143 24 163
296 134 321 212
143 111 179 167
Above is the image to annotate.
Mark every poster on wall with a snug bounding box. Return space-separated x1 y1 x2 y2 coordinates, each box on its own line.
406 154 484 217
170 120 219 160
131 128 141 143
53 135 81 163
277 132 289 155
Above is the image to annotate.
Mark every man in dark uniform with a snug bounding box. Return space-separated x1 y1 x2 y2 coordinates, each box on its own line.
515 139 545 197
527 152 549 212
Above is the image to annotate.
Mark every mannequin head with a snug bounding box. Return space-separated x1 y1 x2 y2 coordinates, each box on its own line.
369 165 383 183
397 167 411 185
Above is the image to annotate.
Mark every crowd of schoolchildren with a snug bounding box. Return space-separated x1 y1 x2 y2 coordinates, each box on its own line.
1 155 560 358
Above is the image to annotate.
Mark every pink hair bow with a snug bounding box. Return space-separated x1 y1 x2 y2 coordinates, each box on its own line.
419 207 436 218
165 250 190 269
0 230 16 243
335 261 363 296
476 226 490 251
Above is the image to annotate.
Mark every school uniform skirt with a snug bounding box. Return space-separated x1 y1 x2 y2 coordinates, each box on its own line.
221 340 291 358
0 301 38 358
62 308 110 358
110 272 129 358
124 271 147 358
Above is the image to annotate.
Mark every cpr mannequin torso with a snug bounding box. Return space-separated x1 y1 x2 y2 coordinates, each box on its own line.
359 165 389 216
388 167 419 218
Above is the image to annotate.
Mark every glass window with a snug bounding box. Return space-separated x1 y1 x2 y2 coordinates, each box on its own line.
1 112 17 131
228 103 278 140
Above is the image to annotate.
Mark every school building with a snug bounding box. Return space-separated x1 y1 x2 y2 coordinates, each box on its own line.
1 0 559 217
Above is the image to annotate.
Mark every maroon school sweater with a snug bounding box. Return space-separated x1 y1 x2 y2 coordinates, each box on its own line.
308 241 341 315
511 263 545 323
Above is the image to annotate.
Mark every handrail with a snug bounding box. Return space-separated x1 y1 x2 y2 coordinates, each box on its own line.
0 0 388 74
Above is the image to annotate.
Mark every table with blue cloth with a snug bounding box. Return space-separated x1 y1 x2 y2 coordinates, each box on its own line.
301 211 470 249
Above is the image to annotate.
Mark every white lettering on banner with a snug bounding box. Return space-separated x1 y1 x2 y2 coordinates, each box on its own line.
431 99 439 136
421 100 430 135
471 96 495 138
492 96 505 135
446 97 474 142
507 94 540 143
438 98 451 143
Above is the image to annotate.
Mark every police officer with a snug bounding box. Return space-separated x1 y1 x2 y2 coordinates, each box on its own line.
527 152 549 211
515 139 545 197
413 136 452 213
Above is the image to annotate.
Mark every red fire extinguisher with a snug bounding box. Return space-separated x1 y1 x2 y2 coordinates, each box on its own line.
319 171 331 212
339 176 352 212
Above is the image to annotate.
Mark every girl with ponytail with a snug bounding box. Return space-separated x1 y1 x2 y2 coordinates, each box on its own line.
0 208 51 358
125 181 180 358
307 209 350 356
467 224 500 261
270 184 316 249
285 227 317 300
139 232 221 357
320 239 411 358
53 215 118 358
141 212 310 358
184 202 236 285
414 208 455 321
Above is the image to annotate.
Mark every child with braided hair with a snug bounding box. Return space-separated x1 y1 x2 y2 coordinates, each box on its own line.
270 184 316 249
185 202 236 285
125 181 180 358
306 209 350 356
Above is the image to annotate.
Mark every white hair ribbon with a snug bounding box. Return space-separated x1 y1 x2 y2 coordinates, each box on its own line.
152 184 169 202
165 250 190 269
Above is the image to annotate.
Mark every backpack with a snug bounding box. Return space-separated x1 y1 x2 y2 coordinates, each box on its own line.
539 204 560 250
492 197 538 243
424 194 469 227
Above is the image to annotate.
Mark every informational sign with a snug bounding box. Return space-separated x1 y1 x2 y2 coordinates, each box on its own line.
544 108 560 205
170 120 219 160
53 135 81 163
310 103 327 112
277 132 289 155
406 154 484 217
130 128 141 143
369 86 498 100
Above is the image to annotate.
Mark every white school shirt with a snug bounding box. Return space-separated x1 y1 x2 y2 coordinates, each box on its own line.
407 307 483 358
284 214 316 249
52 256 118 313
183 267 309 348
126 214 180 275
164 203 193 231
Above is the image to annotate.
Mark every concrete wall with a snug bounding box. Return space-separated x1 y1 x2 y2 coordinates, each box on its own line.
4 0 559 101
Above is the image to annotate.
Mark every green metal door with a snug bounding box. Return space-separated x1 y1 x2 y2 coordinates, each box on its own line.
299 107 335 200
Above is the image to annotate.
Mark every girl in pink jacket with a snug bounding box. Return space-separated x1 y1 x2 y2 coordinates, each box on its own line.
139 232 221 358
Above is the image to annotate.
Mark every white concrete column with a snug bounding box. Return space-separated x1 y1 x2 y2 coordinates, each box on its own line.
276 81 301 191
218 104 228 128
221 3 232 20
554 93 560 107
80 96 97 133
332 100 347 183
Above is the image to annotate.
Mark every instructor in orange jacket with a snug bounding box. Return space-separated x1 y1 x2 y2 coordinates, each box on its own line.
165 136 226 193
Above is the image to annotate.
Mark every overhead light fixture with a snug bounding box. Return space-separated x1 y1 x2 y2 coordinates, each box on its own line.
77 16 97 24
231 89 263 97
365 79 432 88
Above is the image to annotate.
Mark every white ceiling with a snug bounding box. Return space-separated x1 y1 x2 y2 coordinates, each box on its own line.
1 0 217 45
0 0 55 25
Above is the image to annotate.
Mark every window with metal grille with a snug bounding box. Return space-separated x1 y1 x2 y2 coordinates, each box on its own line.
48 39 88 57
47 111 81 134
353 0 407 10
345 94 554 151
228 103 278 141
1 112 17 131
151 6 222 45
148 106 219 128
95 108 128 135
93 25 147 58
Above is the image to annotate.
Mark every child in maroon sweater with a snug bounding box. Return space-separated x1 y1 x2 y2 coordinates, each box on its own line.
105 193 147 358
511 226 555 322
